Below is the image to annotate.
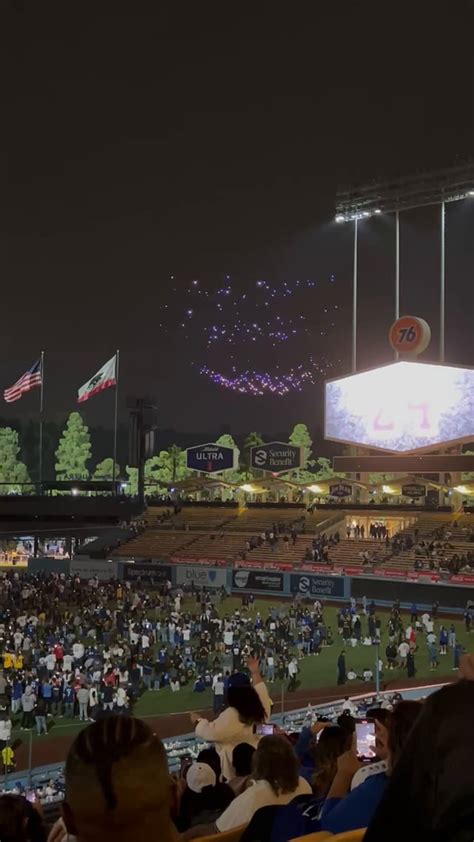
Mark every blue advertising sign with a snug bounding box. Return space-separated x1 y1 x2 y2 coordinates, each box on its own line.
186 443 237 473
250 442 302 473
290 573 344 598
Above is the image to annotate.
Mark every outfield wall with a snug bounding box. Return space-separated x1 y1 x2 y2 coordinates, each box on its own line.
28 557 473 612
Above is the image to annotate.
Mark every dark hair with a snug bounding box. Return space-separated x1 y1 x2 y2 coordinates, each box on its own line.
66 716 166 810
0 794 47 842
366 707 391 727
253 735 299 795
387 700 423 769
197 747 221 779
337 711 356 735
311 726 352 797
227 686 266 725
232 742 256 776
366 683 474 842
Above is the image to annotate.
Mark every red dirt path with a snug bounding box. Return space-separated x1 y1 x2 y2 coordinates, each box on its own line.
14 674 450 773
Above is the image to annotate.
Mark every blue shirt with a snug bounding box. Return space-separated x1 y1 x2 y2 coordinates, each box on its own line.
320 772 387 835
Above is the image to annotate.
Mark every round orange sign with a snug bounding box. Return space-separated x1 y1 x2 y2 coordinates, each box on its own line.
389 316 431 355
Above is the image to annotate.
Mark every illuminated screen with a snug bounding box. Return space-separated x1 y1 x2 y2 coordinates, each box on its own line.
324 361 474 453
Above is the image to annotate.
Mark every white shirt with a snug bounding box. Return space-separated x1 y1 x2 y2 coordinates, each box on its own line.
73 643 84 659
194 681 272 780
288 660 298 677
63 655 73 671
217 777 312 831
351 760 388 790
46 654 56 671
398 642 410 658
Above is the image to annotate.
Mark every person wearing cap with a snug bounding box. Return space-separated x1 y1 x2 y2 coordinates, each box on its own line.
190 657 271 780
177 762 234 832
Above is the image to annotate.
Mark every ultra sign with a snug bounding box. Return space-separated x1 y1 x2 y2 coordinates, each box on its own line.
250 442 302 473
186 443 238 473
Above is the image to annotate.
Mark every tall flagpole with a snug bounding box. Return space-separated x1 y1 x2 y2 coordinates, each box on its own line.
112 350 120 492
38 351 45 492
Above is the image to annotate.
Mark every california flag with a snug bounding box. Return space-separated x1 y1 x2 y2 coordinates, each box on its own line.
78 355 117 403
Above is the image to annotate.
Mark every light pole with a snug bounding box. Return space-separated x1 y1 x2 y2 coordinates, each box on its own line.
395 210 400 359
440 201 446 362
352 217 358 373
375 640 381 694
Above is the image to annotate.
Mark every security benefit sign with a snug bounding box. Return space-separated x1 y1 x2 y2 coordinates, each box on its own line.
232 569 284 592
402 483 426 498
290 573 344 598
175 566 228 589
329 483 353 498
250 442 302 474
186 443 238 474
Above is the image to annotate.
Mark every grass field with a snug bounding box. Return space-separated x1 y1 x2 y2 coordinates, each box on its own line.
8 596 471 746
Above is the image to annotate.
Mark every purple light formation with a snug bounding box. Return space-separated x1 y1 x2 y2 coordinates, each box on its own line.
158 274 342 396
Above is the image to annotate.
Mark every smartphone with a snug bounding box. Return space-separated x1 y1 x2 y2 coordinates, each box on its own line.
255 723 275 736
355 720 376 759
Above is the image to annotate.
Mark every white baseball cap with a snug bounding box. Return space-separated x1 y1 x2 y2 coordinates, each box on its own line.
186 762 217 793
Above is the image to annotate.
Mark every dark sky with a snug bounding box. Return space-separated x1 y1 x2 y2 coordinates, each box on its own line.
5 1 474 440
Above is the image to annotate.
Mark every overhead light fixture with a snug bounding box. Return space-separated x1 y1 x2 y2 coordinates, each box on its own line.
362 211 370 217
469 190 474 196
374 208 382 214
335 214 345 223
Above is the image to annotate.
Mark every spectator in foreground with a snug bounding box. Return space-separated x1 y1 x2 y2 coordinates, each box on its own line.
59 716 179 842
227 743 256 795
365 681 474 842
0 793 47 842
216 735 311 833
176 762 234 831
191 657 271 780
318 700 423 836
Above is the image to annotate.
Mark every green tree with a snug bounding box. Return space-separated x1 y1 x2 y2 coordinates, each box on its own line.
55 412 91 480
147 446 191 486
242 431 264 477
0 428 31 492
125 465 138 495
313 457 336 479
215 434 243 483
93 458 120 481
289 423 313 469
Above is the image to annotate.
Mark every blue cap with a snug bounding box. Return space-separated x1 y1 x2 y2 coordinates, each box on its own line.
228 672 251 688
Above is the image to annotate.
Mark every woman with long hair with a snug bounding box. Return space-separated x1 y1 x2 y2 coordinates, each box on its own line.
319 700 423 836
311 726 352 798
191 657 271 780
365 681 474 842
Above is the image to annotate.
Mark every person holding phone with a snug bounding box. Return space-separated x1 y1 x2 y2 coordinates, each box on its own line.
190 657 271 780
318 701 422 836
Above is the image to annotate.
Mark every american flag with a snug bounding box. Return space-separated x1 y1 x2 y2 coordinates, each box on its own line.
4 358 42 403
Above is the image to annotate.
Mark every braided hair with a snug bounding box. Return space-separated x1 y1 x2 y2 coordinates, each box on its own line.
66 715 165 811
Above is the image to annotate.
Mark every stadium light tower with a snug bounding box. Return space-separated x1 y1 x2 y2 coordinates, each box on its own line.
335 160 474 366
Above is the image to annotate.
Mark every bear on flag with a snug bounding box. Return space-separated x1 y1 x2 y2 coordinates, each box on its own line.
78 355 117 403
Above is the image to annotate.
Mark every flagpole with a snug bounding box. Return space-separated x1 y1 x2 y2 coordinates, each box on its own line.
38 351 45 492
112 350 120 493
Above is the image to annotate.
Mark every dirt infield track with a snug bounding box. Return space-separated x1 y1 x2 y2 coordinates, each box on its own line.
12 674 449 773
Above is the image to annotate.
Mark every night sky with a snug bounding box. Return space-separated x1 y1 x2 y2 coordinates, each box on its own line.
5 2 474 440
